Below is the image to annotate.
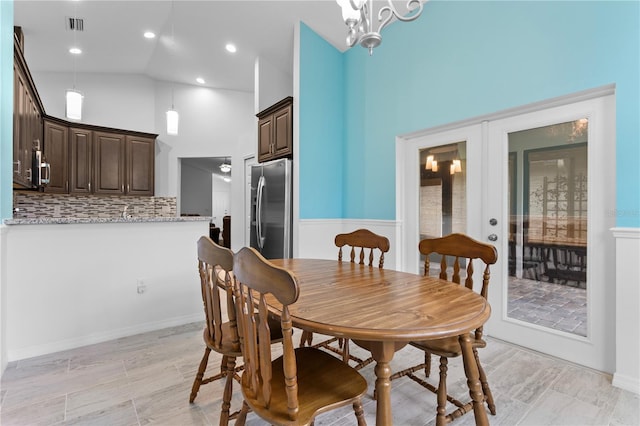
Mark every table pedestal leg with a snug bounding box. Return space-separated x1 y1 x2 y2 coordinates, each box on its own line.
459 333 489 426
370 341 402 425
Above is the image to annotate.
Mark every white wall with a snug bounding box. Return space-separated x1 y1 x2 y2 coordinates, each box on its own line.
5 220 208 360
32 71 156 133
255 56 292 114
153 80 255 252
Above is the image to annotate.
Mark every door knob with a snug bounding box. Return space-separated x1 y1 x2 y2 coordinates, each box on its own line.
489 218 498 226
488 234 498 242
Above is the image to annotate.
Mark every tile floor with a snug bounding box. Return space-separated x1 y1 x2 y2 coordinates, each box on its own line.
1 322 638 426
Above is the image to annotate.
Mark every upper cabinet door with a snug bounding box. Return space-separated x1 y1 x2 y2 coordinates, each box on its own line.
94 131 126 195
272 103 292 158
43 120 69 193
258 115 273 162
69 127 93 194
126 136 155 196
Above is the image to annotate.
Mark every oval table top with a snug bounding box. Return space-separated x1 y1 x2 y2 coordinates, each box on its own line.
268 258 491 342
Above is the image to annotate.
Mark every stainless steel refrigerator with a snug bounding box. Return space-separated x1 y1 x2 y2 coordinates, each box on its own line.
250 158 292 259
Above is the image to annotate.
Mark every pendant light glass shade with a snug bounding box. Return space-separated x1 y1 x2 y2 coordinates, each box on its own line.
166 109 179 135
65 89 83 120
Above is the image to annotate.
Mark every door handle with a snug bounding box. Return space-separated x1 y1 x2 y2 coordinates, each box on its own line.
488 234 498 242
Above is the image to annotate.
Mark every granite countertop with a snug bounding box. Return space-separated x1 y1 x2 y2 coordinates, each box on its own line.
3 216 213 225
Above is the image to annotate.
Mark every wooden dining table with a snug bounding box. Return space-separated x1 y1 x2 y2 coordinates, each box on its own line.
268 258 492 426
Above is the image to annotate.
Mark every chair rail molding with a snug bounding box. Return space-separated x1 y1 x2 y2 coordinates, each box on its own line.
611 227 640 394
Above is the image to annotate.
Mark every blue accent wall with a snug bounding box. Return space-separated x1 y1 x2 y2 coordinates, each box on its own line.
299 23 345 219
300 1 640 226
0 1 13 220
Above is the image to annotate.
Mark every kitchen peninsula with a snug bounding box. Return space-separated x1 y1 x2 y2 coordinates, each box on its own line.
3 193 209 362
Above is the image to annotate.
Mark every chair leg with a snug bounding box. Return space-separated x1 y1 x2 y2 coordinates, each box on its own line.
190 347 211 403
234 401 250 425
342 339 350 364
219 356 237 426
425 352 432 378
435 357 448 426
474 348 496 415
300 330 313 347
353 400 366 426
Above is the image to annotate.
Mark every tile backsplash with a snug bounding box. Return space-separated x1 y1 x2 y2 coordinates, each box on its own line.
13 191 177 219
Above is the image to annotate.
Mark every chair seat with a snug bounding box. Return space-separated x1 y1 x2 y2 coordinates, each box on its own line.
202 323 242 356
204 314 283 356
241 347 368 425
410 333 486 358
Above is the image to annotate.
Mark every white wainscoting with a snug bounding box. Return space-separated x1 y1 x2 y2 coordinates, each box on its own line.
4 221 208 361
297 219 400 270
612 227 640 394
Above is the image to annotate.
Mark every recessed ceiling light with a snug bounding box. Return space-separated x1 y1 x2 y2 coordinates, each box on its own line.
69 47 82 55
143 31 156 39
225 43 237 53
196 77 205 84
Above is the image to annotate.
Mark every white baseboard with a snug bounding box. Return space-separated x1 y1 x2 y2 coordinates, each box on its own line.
613 372 640 395
7 313 204 362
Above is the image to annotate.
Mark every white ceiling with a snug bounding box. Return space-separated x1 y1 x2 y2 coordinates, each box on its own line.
13 0 351 93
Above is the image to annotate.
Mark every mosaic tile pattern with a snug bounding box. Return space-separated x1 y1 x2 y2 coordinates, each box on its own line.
13 192 177 219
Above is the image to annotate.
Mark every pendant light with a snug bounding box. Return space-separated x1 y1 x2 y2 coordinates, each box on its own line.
166 0 179 135
66 2 83 120
65 89 83 120
166 93 179 135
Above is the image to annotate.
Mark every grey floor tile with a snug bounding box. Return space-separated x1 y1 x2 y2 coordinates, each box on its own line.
1 322 636 426
62 400 139 426
0 394 66 426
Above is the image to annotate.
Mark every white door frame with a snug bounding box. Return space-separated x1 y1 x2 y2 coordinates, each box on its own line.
397 85 616 372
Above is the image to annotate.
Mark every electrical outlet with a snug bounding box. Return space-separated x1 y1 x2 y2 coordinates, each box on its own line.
137 279 147 294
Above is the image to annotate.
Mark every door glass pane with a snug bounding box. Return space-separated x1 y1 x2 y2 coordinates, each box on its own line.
419 142 466 274
508 119 588 336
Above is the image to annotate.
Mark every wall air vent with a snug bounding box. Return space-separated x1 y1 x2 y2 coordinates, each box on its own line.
66 17 84 31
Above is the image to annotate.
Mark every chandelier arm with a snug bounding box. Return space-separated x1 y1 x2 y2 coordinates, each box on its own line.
377 0 424 33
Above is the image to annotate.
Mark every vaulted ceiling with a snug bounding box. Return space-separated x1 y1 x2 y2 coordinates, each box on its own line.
13 1 351 93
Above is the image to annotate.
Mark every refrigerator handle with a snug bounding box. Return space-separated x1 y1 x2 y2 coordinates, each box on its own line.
256 175 266 250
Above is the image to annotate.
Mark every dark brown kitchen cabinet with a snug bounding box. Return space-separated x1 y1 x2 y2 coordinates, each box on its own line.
257 97 292 163
94 131 126 195
126 135 155 196
13 26 156 197
43 119 69 193
69 127 93 194
68 128 155 195
13 29 44 189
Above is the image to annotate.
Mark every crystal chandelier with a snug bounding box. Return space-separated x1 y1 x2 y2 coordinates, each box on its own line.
335 0 425 55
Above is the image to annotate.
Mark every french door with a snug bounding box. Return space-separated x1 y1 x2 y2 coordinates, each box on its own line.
398 89 616 372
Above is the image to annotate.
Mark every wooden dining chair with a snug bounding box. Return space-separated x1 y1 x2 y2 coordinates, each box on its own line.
391 233 498 424
232 247 368 426
299 228 390 370
190 236 282 425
